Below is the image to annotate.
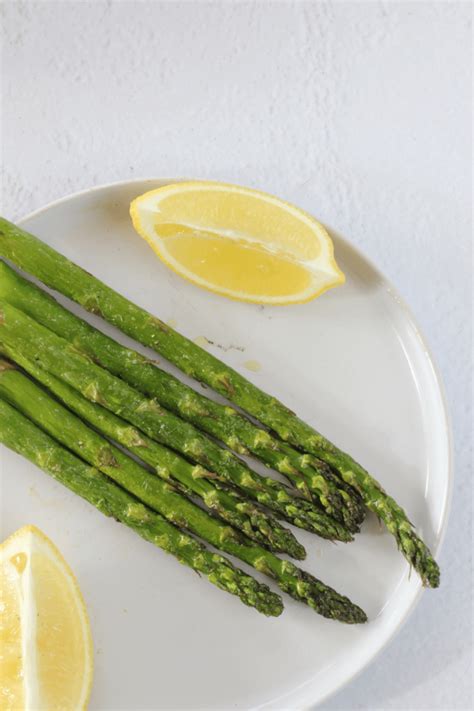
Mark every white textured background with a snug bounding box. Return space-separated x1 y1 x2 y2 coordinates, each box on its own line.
1 1 472 710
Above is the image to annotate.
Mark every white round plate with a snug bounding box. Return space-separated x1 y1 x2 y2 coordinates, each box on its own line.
1 179 452 709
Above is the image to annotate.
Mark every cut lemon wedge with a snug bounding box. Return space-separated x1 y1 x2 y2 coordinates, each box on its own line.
130 181 345 304
0 525 93 710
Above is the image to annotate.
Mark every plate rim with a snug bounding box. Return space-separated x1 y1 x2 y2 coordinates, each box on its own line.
13 177 454 709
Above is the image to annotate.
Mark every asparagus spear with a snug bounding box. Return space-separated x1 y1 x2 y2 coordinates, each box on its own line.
0 219 439 586
0 358 304 558
0 364 366 623
0 303 352 543
0 396 283 616
0 260 364 532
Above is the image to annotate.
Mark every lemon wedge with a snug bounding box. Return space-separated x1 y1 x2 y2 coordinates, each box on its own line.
130 181 345 304
0 525 93 710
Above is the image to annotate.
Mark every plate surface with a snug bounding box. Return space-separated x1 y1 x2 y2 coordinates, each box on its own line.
0 179 452 709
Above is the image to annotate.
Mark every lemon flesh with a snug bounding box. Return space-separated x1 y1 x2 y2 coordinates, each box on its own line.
130 181 345 305
0 525 93 710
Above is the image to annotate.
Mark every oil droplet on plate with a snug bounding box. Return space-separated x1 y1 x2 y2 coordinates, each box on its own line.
194 336 210 348
243 360 261 372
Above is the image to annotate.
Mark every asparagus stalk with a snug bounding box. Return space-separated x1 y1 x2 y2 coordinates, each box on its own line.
0 260 364 532
0 219 439 586
0 358 304 559
0 364 366 623
0 396 283 616
0 303 352 543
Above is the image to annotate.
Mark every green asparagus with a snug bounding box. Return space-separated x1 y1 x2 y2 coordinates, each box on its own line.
0 358 304 558
0 260 364 532
0 218 439 586
0 364 366 623
0 395 283 616
0 302 352 543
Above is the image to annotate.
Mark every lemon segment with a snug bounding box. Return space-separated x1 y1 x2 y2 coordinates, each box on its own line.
0 525 93 710
130 181 345 305
0 557 24 708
